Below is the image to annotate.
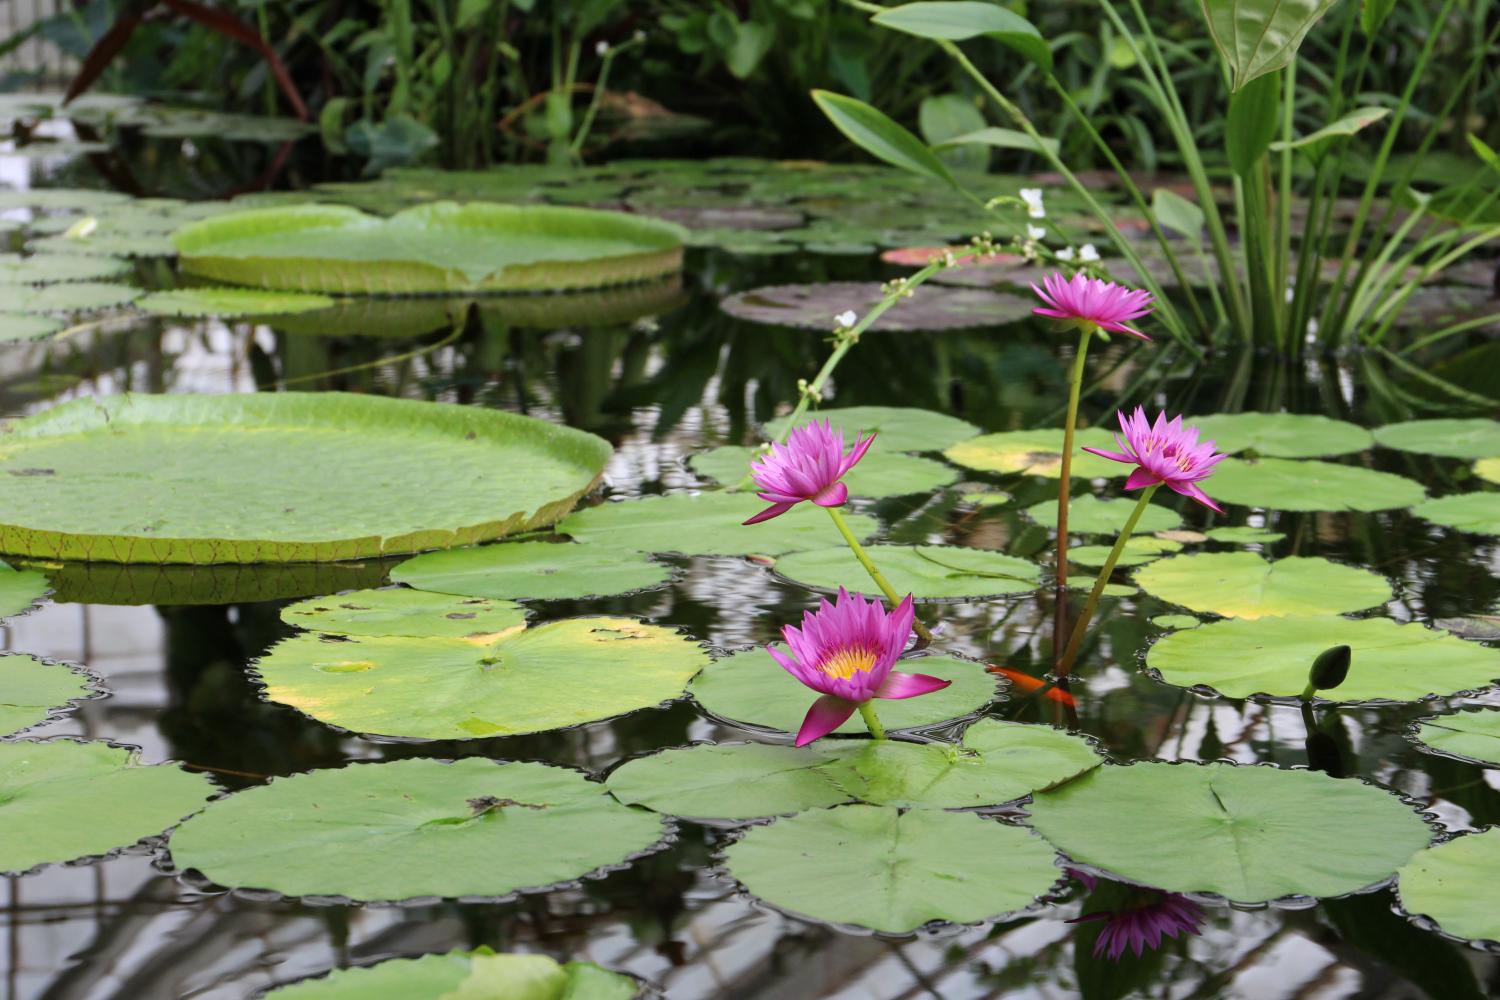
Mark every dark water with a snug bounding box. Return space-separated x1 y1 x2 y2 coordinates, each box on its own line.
3 161 1500 1000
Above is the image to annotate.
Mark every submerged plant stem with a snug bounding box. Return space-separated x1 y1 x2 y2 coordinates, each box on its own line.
857 700 887 741
825 505 932 643
1057 484 1161 676
1053 324 1093 665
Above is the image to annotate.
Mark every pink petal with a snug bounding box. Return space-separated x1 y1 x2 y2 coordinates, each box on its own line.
874 671 952 699
794 694 858 746
1124 467 1160 491
844 433 876 471
743 502 797 525
1081 446 1135 463
1171 480 1224 513
812 481 849 507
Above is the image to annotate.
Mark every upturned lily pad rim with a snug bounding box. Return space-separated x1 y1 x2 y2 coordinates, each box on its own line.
1393 828 1500 953
1406 708 1500 768
160 755 678 908
0 653 107 739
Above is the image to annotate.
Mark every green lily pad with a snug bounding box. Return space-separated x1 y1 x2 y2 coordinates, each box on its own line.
1151 614 1200 630
1068 537 1181 568
0 740 216 875
1410 710 1500 766
0 559 49 618
720 282 1031 331
691 445 956 498
391 541 673 600
0 314 63 342
690 650 995 735
1396 829 1500 945
1374 419 1500 459
1413 493 1500 536
1189 413 1373 458
606 742 853 820
763 406 979 453
255 616 707 740
1025 495 1182 535
1205 525 1285 544
1147 616 1500 702
136 288 336 318
167 758 666 903
1475 457 1500 485
0 393 609 563
558 492 878 558
724 805 1062 933
174 202 686 294
944 428 1127 479
0 253 130 284
17 558 394 607
263 948 639 1000
773 544 1040 600
280 588 527 639
1132 552 1392 619
960 490 1012 506
0 654 98 737
1026 762 1431 904
28 233 178 257
5 281 140 313
1205 457 1426 511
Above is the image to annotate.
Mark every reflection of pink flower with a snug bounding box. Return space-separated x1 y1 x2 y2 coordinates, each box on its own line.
744 419 875 525
1031 272 1155 341
768 587 950 746
1083 407 1227 512
1068 870 1206 961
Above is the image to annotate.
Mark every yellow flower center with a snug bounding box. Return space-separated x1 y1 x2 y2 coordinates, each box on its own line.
818 646 878 680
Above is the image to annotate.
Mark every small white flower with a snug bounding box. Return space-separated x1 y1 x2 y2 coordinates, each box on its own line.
1056 246 1075 261
634 29 646 42
1026 224 1046 241
1306 318 1319 337
835 310 857 328
1078 243 1099 262
595 40 610 56
1019 187 1046 219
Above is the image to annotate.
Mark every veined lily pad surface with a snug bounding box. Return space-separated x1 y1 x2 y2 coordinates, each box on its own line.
391 541 674 600
0 393 610 563
944 428 1125 479
1410 710 1500 766
1396 829 1500 946
774 544 1040 600
1026 762 1431 903
0 654 98 736
762 406 979 452
173 202 687 294
1132 552 1392 619
279 587 528 639
263 949 639 1000
1189 412 1373 458
167 759 667 902
1412 493 1500 536
1205 458 1426 511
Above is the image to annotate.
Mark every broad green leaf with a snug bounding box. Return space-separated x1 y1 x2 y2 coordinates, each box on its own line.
391 541 673 600
1360 0 1397 34
0 740 215 874
135 288 335 318
725 19 774 79
1027 761 1430 903
764 405 979 452
0 654 96 737
255 616 708 740
1027 495 1182 535
1270 107 1391 160
262 950 635 1000
1205 525 1285 543
1133 552 1392 619
1200 0 1339 91
721 281 1030 331
5 281 140 313
0 252 129 284
691 650 996 735
1469 134 1500 172
1397 829 1500 945
1413 493 1500 536
944 428 1127 479
811 91 955 187
871 2 1051 71
1147 615 1500 702
0 560 49 618
1151 188 1205 240
1225 72 1281 176
1412 709 1500 766
932 126 1059 158
1190 412 1373 458
0 393 609 564
559 492 878 557
167 759 666 902
1373 418 1500 459
606 743 853 820
0 314 63 342
1068 537 1181 568
774 544 1040 599
691 445 957 498
918 94 989 172
1477 457 1500 485
280 587 527 639
1206 457 1425 512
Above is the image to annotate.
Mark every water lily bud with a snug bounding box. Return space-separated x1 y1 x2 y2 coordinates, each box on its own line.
1309 644 1352 691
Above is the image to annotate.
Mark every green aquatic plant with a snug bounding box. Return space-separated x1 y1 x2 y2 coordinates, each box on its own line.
262 948 638 1000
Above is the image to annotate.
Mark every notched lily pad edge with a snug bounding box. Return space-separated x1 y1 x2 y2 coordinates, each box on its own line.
1403 707 1500 768
1392 827 1500 956
0 651 108 740
767 545 1043 604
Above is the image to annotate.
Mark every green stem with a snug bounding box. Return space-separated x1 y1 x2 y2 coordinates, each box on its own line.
1057 484 1161 675
826 505 932 642
1052 323 1093 664
857 701 886 741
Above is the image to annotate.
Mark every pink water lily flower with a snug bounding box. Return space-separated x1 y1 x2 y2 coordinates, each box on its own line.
1083 407 1227 512
1069 871 1205 961
1031 272 1155 341
743 419 874 525
768 587 951 746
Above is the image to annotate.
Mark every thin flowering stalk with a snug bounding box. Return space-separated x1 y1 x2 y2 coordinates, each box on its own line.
1052 324 1092 662
823 505 930 642
1056 483 1160 676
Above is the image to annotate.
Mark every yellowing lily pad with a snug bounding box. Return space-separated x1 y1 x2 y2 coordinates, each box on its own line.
763 406 979 453
1132 552 1392 619
773 544 1040 600
1475 457 1500 486
1206 458 1426 512
944 428 1125 479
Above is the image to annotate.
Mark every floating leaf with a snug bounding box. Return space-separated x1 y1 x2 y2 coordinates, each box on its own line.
607 743 853 820
0 253 129 284
167 759 666 902
1434 614 1500 641
1205 525 1285 544
763 405 978 452
724 805 1061 933
255 616 707 740
391 541 673 600
1027 761 1429 903
0 655 97 737
1476 457 1500 486
0 740 215 875
1025 495 1182 535
19 558 392 607
280 588 527 639
690 445 956 498
944 428 1126 479
1411 710 1500 767
263 949 639 1000
174 202 686 294
1147 616 1500 702
691 650 995 736
1068 537 1181 568
135 288 336 318
28 232 178 258
0 560 49 618
0 393 609 563
1133 552 1392 619
0 314 63 342
1189 412 1373 458
720 282 1031 331
558 492 878 558
1373 419 1500 459
1151 614 1200 630
1205 457 1425 512
774 544 1039 600
1396 829 1500 946
961 490 1012 506
0 189 131 211
5 281 140 313
1413 493 1500 537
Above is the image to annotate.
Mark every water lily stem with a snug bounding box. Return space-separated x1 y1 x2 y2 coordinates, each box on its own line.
1053 323 1094 666
825 505 933 643
1057 484 1160 676
857 701 887 741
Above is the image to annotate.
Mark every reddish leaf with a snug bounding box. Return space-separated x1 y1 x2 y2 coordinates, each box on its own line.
161 0 308 120
64 12 145 105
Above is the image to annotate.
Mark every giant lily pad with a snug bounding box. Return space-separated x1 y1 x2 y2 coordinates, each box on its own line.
0 740 216 874
1026 762 1431 903
944 428 1126 479
1025 495 1182 535
280 587 527 639
173 202 686 295
0 393 609 563
1373 419 1500 459
691 445 956 498
254 616 707 740
558 492 878 557
1412 493 1500 537
691 650 995 735
720 282 1031 331
762 406 979 452
391 541 673 600
1396 829 1500 945
167 758 666 902
773 544 1039 600
1189 412 1373 458
1410 709 1500 767
17 558 393 606
724 805 1062 933
1132 552 1392 619
1147 616 1500 702
263 948 638 1000
136 288 336 318
0 654 99 737
1205 457 1425 511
